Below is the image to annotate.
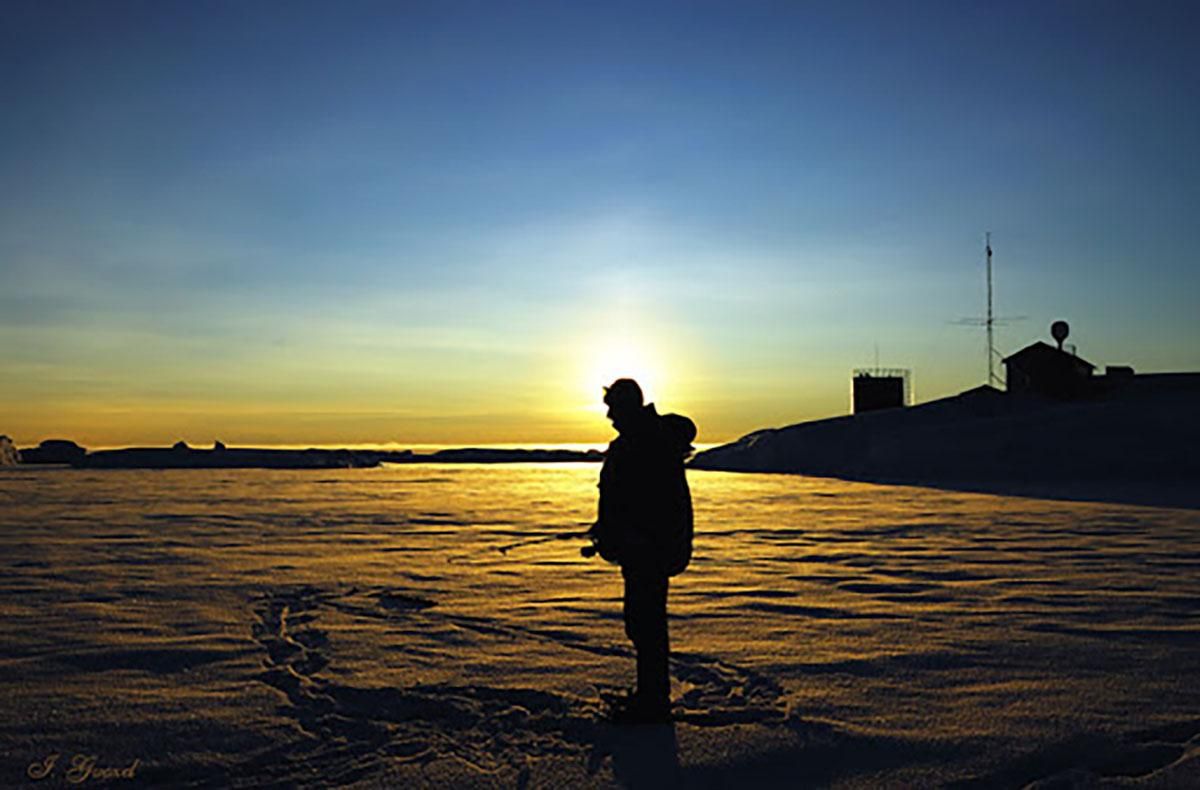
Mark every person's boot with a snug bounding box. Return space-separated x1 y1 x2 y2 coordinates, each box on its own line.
608 692 671 725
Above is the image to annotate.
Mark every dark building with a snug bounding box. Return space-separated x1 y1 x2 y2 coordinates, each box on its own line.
853 369 909 413
1003 342 1095 399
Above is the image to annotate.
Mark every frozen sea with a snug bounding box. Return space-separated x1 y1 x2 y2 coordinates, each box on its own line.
1 464 1199 788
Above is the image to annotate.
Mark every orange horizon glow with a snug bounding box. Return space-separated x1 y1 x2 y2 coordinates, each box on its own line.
1 397 772 450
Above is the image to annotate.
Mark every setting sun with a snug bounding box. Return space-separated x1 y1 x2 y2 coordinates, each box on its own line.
579 335 669 413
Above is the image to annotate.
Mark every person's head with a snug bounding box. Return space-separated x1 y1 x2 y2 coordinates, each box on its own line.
603 378 643 432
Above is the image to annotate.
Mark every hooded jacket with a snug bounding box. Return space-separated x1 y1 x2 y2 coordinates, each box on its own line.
595 404 696 576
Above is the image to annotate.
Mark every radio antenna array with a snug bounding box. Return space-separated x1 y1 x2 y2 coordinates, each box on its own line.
986 233 996 386
951 233 1026 388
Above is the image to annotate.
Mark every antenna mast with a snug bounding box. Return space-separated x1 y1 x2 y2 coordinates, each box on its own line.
986 232 995 386
952 232 1023 388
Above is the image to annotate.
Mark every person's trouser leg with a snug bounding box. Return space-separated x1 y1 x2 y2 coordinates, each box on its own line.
623 566 670 707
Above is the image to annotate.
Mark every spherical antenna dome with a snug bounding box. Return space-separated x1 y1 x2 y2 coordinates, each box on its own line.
1051 320 1070 349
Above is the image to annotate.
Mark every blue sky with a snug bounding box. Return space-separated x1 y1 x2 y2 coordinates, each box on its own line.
2 1 1198 445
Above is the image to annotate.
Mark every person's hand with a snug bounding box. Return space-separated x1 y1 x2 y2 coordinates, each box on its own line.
580 523 619 559
582 521 601 558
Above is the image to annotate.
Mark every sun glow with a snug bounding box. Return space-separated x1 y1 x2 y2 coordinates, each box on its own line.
581 337 666 413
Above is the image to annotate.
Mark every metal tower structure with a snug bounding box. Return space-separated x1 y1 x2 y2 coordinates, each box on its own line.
985 232 996 386
953 233 1024 388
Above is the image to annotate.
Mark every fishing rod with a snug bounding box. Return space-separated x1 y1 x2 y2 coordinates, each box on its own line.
496 526 594 555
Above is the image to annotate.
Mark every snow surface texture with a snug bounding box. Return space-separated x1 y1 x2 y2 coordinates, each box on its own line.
1 464 1198 787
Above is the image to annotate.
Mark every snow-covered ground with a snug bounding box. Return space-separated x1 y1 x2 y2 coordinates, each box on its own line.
691 380 1200 511
2 464 1198 787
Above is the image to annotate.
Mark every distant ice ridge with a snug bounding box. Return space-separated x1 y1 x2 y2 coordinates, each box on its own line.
692 380 1200 508
67 445 604 469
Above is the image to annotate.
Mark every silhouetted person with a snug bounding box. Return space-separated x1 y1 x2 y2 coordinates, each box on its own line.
588 378 695 724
